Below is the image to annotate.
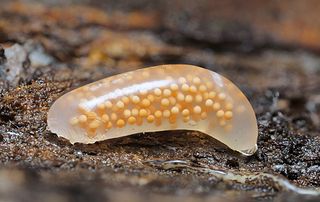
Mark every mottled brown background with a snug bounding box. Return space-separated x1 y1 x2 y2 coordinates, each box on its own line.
0 0 319 201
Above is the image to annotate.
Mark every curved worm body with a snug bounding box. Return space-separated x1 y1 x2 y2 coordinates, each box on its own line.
47 65 258 155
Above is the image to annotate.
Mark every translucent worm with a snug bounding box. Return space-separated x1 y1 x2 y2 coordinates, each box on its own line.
47 65 258 155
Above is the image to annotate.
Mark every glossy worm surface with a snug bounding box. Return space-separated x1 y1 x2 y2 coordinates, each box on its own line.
47 65 258 155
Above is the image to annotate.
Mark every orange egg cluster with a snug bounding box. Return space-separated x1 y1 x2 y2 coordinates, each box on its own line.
48 65 258 155
69 73 233 138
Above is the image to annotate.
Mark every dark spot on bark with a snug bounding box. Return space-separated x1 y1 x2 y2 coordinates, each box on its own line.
0 45 6 65
226 158 239 168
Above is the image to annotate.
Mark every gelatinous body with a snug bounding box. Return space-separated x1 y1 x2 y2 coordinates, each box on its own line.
47 65 258 155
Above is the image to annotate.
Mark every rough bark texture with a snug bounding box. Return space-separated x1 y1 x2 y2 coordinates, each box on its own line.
0 1 319 201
